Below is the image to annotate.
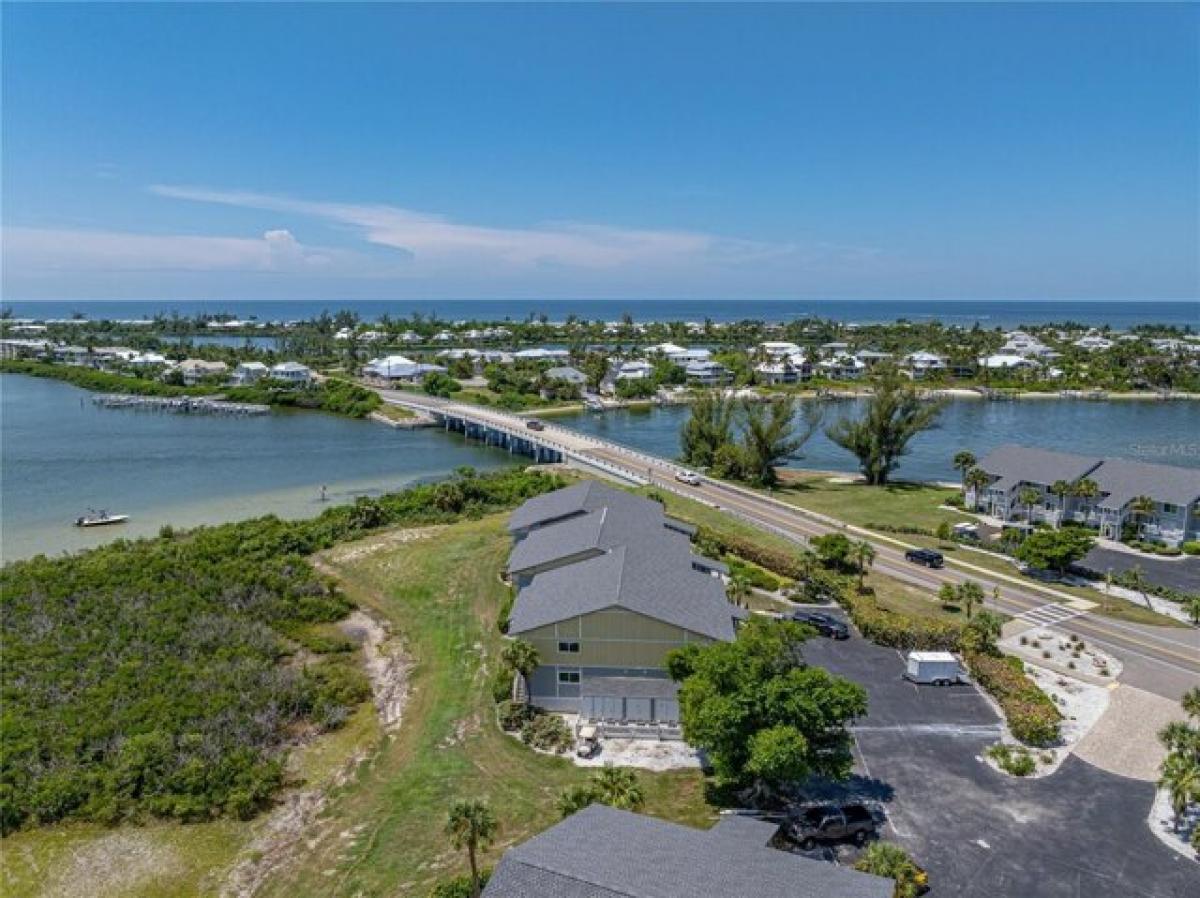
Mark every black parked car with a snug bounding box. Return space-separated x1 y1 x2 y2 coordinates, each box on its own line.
904 548 945 569
790 610 849 640
786 803 880 850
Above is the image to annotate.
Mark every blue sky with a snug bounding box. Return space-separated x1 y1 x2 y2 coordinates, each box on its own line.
2 2 1197 301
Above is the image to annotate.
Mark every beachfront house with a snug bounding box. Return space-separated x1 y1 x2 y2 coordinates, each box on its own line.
755 358 806 385
647 342 711 365
758 341 803 359
504 483 737 724
231 361 269 385
482 805 892 898
684 359 731 387
978 353 1038 372
968 445 1200 546
817 354 865 380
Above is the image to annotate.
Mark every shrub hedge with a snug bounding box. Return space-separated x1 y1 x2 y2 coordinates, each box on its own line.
965 652 1061 747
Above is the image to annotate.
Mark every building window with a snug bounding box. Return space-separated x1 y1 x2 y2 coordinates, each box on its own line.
558 670 580 685
558 641 580 653
1162 503 1177 514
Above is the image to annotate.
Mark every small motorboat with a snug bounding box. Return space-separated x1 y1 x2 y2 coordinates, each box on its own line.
74 509 130 527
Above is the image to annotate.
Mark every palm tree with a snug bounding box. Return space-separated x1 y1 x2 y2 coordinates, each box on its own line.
1182 686 1200 720
445 800 498 898
1128 495 1156 540
725 574 751 607
1048 480 1073 528
1125 564 1152 611
1158 753 1200 826
958 580 984 620
952 450 977 492
1071 478 1099 523
589 765 645 811
851 539 876 592
965 467 991 512
500 639 540 701
968 610 1003 654
938 583 957 610
1017 486 1041 524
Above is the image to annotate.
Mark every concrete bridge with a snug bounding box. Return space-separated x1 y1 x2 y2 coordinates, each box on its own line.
380 389 1200 699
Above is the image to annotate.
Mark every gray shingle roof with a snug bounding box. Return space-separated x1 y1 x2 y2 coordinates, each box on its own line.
977 445 1102 487
1089 458 1200 510
507 546 737 641
507 509 609 574
507 481 661 533
482 805 893 898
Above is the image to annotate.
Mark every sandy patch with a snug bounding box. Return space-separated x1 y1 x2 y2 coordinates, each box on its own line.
557 714 702 771
1074 684 1183 781
339 610 411 732
39 831 184 898
324 526 444 565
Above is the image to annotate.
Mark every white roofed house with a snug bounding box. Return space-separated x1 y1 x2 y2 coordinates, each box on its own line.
684 359 731 387
854 349 893 369
269 361 313 385
978 353 1038 371
818 354 866 380
362 355 445 383
128 352 169 368
758 341 803 360
231 361 269 385
905 351 948 379
755 358 800 385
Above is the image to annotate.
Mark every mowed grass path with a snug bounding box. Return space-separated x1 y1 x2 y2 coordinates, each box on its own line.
260 515 712 898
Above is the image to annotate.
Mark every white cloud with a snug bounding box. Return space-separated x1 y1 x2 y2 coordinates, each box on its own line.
2 226 352 274
147 184 869 274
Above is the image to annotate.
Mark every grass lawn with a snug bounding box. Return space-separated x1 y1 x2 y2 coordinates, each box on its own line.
771 473 1184 628
372 402 415 421
255 515 714 898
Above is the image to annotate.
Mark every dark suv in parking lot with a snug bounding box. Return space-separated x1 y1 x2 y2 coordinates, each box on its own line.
905 548 945 568
786 803 880 850
790 610 849 640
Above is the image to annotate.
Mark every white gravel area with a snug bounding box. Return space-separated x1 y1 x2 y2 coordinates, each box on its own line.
559 714 703 770
1148 788 1199 861
1000 627 1122 681
983 663 1109 779
1096 582 1193 624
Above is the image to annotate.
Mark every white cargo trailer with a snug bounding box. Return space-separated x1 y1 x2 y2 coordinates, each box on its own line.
904 651 963 685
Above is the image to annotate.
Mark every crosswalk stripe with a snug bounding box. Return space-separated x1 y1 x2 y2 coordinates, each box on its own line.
1016 602 1089 628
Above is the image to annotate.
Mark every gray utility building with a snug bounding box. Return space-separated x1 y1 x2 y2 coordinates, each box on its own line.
483 804 893 898
505 482 740 722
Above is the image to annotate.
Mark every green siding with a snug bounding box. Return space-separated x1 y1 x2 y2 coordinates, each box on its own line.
521 608 711 669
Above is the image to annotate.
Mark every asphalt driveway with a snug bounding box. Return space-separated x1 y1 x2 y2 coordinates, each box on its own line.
801 624 1200 897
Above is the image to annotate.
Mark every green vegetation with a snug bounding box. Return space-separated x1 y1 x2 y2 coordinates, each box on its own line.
667 618 867 789
423 371 463 397
964 652 1061 747
824 370 946 485
1157 688 1200 846
1013 527 1095 578
986 743 1038 777
445 800 497 898
854 841 929 898
225 377 382 418
253 515 713 897
557 766 646 818
1 359 202 396
0 468 561 835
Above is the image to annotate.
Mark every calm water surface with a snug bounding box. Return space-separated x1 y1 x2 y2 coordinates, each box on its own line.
557 399 1200 480
2 374 1196 560
0 375 515 561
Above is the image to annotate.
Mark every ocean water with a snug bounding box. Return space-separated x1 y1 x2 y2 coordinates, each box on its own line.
3 299 1196 330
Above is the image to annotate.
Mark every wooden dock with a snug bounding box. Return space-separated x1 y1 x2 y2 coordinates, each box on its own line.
92 394 271 415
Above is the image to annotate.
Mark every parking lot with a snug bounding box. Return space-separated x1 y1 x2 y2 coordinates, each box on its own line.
800 619 1200 897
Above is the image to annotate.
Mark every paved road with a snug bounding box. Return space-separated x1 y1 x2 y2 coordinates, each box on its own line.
382 392 1200 698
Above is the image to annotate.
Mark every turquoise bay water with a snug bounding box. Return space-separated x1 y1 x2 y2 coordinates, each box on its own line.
0 375 515 561
2 374 1196 560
